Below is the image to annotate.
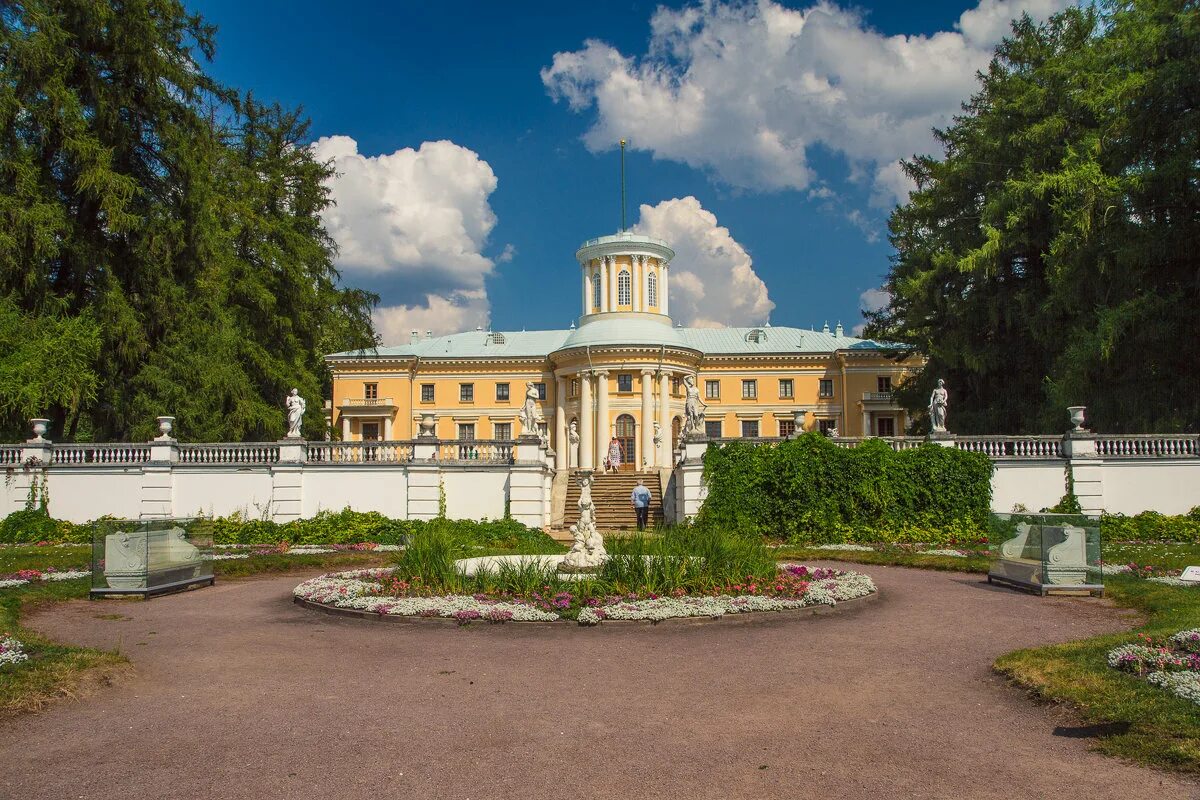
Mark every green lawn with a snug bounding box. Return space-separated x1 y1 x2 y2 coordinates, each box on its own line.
773 545 991 574
1103 541 1200 572
995 576 1200 773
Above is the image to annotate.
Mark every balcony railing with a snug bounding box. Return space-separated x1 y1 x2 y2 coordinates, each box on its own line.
339 397 395 408
178 443 280 465
1095 434 1199 458
862 391 894 402
50 444 151 465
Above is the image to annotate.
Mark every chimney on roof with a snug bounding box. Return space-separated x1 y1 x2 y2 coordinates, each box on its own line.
410 329 418 344
835 322 844 337
425 330 433 340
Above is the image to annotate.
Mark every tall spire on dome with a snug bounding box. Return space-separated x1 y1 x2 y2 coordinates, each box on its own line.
619 138 627 233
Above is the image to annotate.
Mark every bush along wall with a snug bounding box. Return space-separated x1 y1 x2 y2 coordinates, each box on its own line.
0 507 555 551
697 433 995 543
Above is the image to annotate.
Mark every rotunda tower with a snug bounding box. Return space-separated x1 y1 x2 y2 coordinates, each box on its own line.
575 232 674 326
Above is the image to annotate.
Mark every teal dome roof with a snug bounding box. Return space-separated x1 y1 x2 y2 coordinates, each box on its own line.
556 317 692 352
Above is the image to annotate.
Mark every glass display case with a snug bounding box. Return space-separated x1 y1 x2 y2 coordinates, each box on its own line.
987 512 1104 596
90 518 215 598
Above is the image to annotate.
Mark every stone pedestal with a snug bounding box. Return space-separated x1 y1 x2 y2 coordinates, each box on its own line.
674 437 710 522
1062 432 1104 515
272 444 305 523
926 431 957 448
508 436 550 528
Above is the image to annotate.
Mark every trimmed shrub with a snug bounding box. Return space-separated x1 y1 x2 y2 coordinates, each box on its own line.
697 432 994 540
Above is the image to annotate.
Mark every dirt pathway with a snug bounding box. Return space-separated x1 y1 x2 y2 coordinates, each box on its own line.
2 563 1193 800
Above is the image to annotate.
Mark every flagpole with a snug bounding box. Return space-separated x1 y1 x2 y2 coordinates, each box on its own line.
620 138 627 232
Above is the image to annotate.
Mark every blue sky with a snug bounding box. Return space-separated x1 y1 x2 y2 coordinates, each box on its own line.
191 0 1069 341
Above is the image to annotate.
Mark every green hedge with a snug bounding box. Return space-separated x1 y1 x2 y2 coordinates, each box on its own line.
1102 509 1200 543
0 507 555 550
697 433 995 541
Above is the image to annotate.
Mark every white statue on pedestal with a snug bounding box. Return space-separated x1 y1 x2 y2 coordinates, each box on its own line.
928 378 949 433
568 420 580 468
683 375 706 436
560 472 606 572
285 389 306 438
519 381 539 437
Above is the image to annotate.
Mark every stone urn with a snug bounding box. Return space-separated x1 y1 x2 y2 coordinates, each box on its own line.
1067 406 1087 433
28 418 49 443
792 409 807 435
155 416 177 441
419 413 437 438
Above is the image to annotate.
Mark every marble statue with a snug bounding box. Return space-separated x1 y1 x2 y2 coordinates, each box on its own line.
568 420 580 468
683 375 706 436
653 421 663 449
519 381 539 437
559 471 606 572
928 378 949 433
285 389 306 438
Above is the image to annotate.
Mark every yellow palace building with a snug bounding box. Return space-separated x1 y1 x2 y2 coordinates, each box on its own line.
326 231 918 471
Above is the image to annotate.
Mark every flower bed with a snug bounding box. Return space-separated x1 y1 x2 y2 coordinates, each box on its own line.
0 568 90 589
294 564 877 626
1107 630 1200 706
0 634 29 667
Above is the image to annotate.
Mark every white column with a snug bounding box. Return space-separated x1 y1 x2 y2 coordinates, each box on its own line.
599 258 609 313
609 257 618 310
862 410 871 437
341 415 350 441
383 414 393 441
581 264 590 316
640 256 649 312
641 369 654 468
658 370 671 464
554 376 567 470
579 372 594 470
595 369 610 469
661 261 669 316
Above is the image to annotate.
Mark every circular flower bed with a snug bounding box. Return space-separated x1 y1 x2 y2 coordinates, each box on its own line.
294 563 877 626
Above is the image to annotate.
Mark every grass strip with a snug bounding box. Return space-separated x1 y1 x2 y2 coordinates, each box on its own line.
774 545 991 574
994 577 1200 773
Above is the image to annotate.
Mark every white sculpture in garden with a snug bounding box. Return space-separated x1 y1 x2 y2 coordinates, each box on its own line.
285 389 306 438
519 381 539 437
568 419 580 468
928 379 949 434
683 375 706 436
560 471 606 572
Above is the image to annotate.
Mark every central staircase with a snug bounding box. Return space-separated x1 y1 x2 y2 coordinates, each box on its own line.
562 471 664 531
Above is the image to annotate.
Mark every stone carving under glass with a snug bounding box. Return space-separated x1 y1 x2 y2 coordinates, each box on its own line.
90 518 215 598
987 513 1103 596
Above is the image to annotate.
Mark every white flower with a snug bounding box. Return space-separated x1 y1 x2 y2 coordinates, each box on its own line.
918 549 968 558
810 543 875 552
42 570 89 581
0 579 30 590
1146 671 1200 705
0 635 29 667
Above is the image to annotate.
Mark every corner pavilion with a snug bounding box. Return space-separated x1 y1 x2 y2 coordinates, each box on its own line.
326 231 918 471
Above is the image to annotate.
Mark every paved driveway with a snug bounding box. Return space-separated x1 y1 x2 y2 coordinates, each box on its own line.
3 563 1194 800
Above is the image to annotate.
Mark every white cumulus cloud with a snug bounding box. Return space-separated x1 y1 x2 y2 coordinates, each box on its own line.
633 196 774 328
853 286 892 335
542 0 1070 205
311 135 501 341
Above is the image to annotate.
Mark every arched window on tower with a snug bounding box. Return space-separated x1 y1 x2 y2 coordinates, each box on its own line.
618 269 631 306
592 272 601 311
648 271 658 308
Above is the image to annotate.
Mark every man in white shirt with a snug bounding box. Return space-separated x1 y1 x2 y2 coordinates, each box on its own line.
630 479 652 531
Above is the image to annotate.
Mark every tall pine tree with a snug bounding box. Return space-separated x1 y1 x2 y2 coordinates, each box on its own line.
868 1 1199 434
0 1 377 441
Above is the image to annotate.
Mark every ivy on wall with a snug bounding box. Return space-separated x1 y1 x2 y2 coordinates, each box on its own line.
697 433 995 539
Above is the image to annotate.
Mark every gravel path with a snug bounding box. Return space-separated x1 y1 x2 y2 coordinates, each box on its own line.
3 563 1195 800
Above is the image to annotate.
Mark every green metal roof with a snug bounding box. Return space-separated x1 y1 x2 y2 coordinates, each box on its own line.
327 322 891 360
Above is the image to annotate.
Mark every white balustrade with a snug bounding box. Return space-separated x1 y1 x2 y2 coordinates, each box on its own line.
436 440 515 463
50 444 151 465
0 447 21 465
177 444 280 464
306 441 412 464
1095 435 1199 458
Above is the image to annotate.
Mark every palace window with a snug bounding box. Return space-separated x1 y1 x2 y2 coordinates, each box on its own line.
705 420 723 438
705 380 720 400
648 272 658 307
493 422 511 441
592 273 601 310
364 382 378 400
819 419 838 435
617 373 633 393
534 382 547 400
877 376 892 392
570 378 579 397
779 419 796 437
741 420 760 438
779 379 794 399
671 377 682 395
819 379 834 398
496 382 510 401
458 423 475 441
877 417 895 437
618 269 631 306
460 383 474 403
420 384 434 403
742 380 757 400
